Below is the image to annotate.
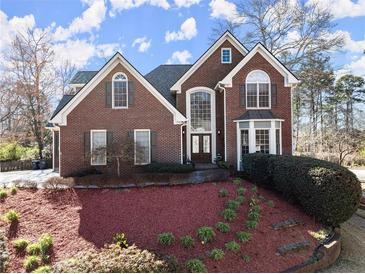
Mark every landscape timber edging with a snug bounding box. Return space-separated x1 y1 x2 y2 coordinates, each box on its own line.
281 228 341 273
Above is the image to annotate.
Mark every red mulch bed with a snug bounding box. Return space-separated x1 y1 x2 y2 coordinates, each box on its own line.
0 180 322 272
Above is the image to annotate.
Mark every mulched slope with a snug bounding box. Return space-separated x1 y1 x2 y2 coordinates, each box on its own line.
0 181 322 272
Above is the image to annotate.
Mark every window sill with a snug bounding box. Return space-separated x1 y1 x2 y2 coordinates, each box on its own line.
112 107 129 109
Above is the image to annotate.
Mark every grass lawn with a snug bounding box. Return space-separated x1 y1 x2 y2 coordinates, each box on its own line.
0 180 323 272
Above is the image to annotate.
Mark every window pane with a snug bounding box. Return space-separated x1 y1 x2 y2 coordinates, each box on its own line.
241 130 249 155
246 83 257 108
239 121 249 129
190 91 211 132
192 135 199 153
222 49 231 63
91 131 106 165
247 71 269 82
203 135 210 153
255 129 269 154
276 129 281 155
135 131 150 164
259 83 269 107
114 80 127 107
254 121 271 128
275 121 281 128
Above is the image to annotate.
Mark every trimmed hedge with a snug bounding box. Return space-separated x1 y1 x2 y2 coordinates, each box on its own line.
242 154 362 227
143 163 194 173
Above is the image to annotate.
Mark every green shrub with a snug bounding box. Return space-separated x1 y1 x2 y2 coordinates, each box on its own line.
221 208 236 222
236 195 245 205
236 231 252 243
3 210 19 222
226 199 240 211
248 210 260 222
232 178 242 185
180 235 194 248
54 244 172 272
225 241 240 252
0 190 7 199
185 259 207 273
242 255 251 263
10 187 17 195
216 222 230 233
38 234 53 255
237 187 246 196
13 238 29 251
197 227 215 243
26 243 41 255
113 232 128 248
251 185 258 193
218 188 228 197
23 256 40 272
32 265 53 273
246 220 258 230
0 143 38 161
144 163 194 173
158 232 175 246
209 249 224 261
267 200 275 207
242 154 362 227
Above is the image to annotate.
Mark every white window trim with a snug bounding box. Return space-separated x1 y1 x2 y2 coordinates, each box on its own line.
90 129 107 166
246 70 271 109
134 129 151 165
112 72 128 109
221 48 232 64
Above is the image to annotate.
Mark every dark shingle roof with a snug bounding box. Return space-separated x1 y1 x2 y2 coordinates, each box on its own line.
235 110 278 120
50 95 74 119
70 71 98 84
145 64 192 106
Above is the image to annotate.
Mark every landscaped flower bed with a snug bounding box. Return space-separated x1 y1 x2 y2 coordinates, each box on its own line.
0 180 324 272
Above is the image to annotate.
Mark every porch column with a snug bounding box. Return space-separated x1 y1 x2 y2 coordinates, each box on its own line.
248 121 255 153
269 120 276 154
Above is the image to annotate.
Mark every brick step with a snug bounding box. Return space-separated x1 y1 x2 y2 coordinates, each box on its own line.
271 218 302 230
277 240 310 256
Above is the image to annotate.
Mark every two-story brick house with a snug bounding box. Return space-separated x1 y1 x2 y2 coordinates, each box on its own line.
48 31 299 177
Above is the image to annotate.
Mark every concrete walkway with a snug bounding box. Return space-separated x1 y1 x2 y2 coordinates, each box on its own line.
0 169 59 186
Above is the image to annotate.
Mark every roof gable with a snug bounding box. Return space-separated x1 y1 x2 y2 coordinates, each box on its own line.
50 53 187 126
170 31 248 93
220 43 299 88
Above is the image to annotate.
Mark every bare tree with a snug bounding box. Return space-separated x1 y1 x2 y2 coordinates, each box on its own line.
55 60 76 95
6 29 55 159
107 137 135 177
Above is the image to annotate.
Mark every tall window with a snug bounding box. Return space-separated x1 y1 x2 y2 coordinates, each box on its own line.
255 129 269 154
246 70 270 108
241 130 249 155
190 91 211 132
221 48 232 63
91 130 107 165
134 130 150 165
112 73 128 108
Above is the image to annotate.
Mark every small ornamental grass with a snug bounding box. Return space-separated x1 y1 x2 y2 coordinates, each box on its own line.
216 222 230 233
235 195 245 205
221 208 236 222
267 200 275 207
26 243 41 255
246 220 258 230
251 185 258 193
242 255 251 263
23 255 41 272
226 199 240 211
185 259 207 273
237 187 246 196
32 265 53 273
113 232 128 248
180 235 194 248
38 234 53 255
232 178 242 185
197 227 215 244
158 232 175 246
209 248 225 261
218 188 228 197
225 241 240 252
3 209 20 222
236 231 252 243
13 238 30 251
0 190 7 199
10 187 17 195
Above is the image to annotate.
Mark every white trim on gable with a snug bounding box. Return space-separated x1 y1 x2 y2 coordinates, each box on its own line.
50 53 187 126
219 43 300 88
170 31 248 93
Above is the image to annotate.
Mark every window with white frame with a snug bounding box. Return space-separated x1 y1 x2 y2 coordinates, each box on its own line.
91 130 107 165
255 129 270 154
112 73 128 108
190 91 211 132
221 48 232 63
134 130 150 165
246 70 270 108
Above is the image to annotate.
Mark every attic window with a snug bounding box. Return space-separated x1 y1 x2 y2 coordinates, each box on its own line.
112 72 128 108
221 48 232 64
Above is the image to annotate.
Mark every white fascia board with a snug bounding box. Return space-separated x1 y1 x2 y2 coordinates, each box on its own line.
234 118 285 122
220 44 300 88
170 32 248 93
50 53 187 126
70 83 84 88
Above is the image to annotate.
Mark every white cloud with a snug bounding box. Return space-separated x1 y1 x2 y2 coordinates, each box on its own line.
336 56 365 79
306 0 365 19
132 37 151 52
109 0 169 15
165 17 197 42
209 0 245 24
323 30 365 53
166 50 192 64
53 0 106 41
174 0 200 8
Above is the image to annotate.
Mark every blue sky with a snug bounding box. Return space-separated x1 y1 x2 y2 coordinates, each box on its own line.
1 0 365 77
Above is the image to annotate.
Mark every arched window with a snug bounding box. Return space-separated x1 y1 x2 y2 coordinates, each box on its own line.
112 72 128 108
190 91 212 132
246 70 270 108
